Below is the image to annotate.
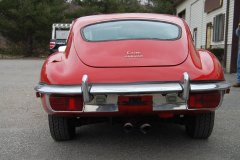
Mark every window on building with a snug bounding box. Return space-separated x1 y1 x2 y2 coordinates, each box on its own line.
193 28 197 47
213 14 225 42
204 0 223 13
178 10 186 20
206 23 212 49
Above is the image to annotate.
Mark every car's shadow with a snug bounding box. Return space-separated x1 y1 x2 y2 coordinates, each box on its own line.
73 122 205 144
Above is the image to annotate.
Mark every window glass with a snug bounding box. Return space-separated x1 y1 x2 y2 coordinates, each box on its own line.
82 20 181 42
193 30 197 46
214 14 223 42
56 30 69 39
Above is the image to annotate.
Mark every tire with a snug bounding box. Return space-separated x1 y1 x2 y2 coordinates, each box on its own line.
185 112 215 139
48 115 76 141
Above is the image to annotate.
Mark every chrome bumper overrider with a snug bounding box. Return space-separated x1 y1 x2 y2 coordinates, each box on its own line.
35 72 231 113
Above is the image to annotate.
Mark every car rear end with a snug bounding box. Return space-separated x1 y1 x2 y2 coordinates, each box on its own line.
35 14 231 141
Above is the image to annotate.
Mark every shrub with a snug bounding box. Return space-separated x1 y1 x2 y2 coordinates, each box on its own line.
207 48 224 63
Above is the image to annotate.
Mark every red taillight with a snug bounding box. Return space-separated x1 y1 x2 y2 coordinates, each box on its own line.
188 92 221 109
226 89 230 94
36 92 41 98
50 94 83 111
50 42 55 49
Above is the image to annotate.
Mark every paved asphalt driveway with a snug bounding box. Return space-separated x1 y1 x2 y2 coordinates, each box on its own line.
0 60 240 160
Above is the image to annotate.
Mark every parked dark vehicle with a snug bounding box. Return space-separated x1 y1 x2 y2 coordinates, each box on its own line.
49 23 71 56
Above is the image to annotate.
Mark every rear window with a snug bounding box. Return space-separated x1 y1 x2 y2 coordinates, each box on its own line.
82 20 181 42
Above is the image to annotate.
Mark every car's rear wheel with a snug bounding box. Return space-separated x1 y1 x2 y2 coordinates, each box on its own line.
48 115 76 141
185 112 215 139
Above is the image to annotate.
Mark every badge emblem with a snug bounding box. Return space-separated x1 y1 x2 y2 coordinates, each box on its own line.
125 51 143 58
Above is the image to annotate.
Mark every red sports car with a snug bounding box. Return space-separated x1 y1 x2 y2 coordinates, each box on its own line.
35 13 231 141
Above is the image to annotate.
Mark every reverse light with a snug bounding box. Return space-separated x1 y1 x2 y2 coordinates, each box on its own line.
188 92 221 109
50 94 83 111
50 42 56 49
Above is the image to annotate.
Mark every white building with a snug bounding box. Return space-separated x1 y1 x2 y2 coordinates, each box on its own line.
173 0 240 73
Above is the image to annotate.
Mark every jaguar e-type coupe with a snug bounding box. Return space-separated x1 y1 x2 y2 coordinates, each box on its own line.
35 13 231 141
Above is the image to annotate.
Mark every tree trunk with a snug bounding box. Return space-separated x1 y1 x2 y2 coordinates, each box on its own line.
25 36 34 57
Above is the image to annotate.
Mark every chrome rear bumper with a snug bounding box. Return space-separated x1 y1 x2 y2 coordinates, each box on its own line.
35 72 231 113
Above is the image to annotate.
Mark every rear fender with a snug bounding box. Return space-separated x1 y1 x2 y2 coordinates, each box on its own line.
198 49 224 80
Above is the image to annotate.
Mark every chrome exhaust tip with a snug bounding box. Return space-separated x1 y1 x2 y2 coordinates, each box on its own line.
139 123 151 134
124 123 133 133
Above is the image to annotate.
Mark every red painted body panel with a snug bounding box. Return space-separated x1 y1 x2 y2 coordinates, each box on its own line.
39 13 225 116
75 39 188 67
41 45 224 84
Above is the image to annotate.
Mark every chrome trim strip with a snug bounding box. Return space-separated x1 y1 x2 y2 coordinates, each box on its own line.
90 81 230 94
90 83 183 94
180 72 190 101
46 94 54 112
153 103 187 111
84 104 118 112
190 81 231 92
82 75 91 103
34 85 82 94
35 81 231 95
217 90 224 109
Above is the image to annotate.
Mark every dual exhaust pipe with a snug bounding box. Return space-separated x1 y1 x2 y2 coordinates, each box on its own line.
124 123 151 134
